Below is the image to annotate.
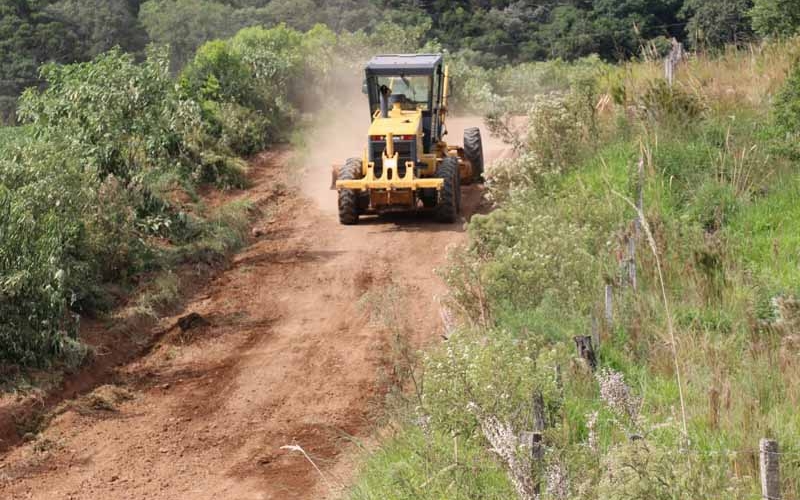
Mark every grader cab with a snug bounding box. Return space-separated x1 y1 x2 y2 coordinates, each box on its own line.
332 54 484 224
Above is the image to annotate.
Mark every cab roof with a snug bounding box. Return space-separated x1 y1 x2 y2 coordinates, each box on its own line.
365 54 443 75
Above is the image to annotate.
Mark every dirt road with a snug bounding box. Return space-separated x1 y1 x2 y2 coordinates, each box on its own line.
0 119 506 500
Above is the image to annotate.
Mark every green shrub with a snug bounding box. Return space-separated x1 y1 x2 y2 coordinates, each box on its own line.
0 168 85 366
596 441 747 499
1 45 253 367
686 180 740 231
17 48 189 182
468 200 598 313
348 425 514 500
774 58 800 134
487 91 591 200
180 40 256 105
210 102 271 156
636 79 705 124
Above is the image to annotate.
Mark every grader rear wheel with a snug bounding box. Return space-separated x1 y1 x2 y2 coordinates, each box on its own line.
463 127 484 182
338 157 362 225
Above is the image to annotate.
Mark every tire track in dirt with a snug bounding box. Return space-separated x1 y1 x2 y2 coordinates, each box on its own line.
0 119 506 500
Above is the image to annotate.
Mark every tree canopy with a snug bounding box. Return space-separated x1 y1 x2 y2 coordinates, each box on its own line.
3 0 800 122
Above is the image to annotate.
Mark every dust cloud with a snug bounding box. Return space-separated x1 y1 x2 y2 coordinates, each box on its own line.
298 69 371 213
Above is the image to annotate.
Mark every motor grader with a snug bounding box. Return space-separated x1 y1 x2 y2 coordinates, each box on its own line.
332 54 483 224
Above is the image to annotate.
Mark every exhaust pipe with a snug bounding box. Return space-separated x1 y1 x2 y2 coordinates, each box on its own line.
379 85 390 118
385 132 394 158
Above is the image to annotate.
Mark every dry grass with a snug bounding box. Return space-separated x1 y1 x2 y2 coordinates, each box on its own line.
611 38 800 115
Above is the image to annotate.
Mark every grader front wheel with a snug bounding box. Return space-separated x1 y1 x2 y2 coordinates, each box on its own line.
338 157 361 225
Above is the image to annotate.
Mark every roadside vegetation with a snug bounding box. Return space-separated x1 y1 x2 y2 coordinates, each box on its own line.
0 16 434 371
349 40 800 499
2 1 800 497
0 23 374 370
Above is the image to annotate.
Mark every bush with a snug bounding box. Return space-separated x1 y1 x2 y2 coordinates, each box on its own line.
750 0 800 38
207 101 272 156
18 48 192 183
1 45 252 367
487 91 592 200
774 58 800 134
596 441 747 499
180 40 256 105
0 151 91 366
468 200 598 313
636 79 705 124
181 24 310 154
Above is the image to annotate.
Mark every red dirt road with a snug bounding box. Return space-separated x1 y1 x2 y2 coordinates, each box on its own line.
0 120 506 500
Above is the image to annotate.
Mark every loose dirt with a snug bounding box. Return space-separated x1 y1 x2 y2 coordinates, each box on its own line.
0 119 507 500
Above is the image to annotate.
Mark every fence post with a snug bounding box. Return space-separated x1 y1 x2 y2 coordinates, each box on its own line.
760 438 781 500
665 38 684 87
636 156 644 236
573 336 597 371
604 284 613 326
523 391 547 496
628 236 637 291
664 57 674 86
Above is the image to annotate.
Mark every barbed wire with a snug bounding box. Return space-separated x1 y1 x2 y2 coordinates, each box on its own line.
653 448 800 457
435 21 691 51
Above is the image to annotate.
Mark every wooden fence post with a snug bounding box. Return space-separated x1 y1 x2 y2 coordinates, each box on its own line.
628 236 637 291
636 156 644 232
574 336 597 371
665 38 684 87
522 391 547 496
760 438 781 500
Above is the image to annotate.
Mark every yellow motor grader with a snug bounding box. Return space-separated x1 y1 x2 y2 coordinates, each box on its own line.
332 54 483 224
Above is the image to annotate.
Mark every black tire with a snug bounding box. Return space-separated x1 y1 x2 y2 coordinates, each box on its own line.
338 157 361 225
435 157 460 223
463 127 484 181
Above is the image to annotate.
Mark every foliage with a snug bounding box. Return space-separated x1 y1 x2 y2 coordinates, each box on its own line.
139 0 245 70
486 90 593 199
681 0 754 49
750 0 800 38
1 42 257 368
596 441 747 499
349 425 514 500
18 48 190 181
45 0 147 58
180 24 308 155
635 79 706 123
774 57 800 134
467 199 599 314
352 40 800 499
2 0 797 123
0 0 147 123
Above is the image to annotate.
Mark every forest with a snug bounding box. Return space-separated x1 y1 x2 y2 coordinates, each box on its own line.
0 0 794 122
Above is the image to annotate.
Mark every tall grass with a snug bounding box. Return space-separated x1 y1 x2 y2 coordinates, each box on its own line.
349 38 800 499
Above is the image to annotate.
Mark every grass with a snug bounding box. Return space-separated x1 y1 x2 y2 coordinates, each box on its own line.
349 426 514 500
133 272 181 318
348 39 800 499
726 172 800 294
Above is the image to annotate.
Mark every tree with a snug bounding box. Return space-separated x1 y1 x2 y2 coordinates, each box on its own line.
0 0 83 122
139 0 240 70
750 0 800 38
681 0 753 49
45 0 148 57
